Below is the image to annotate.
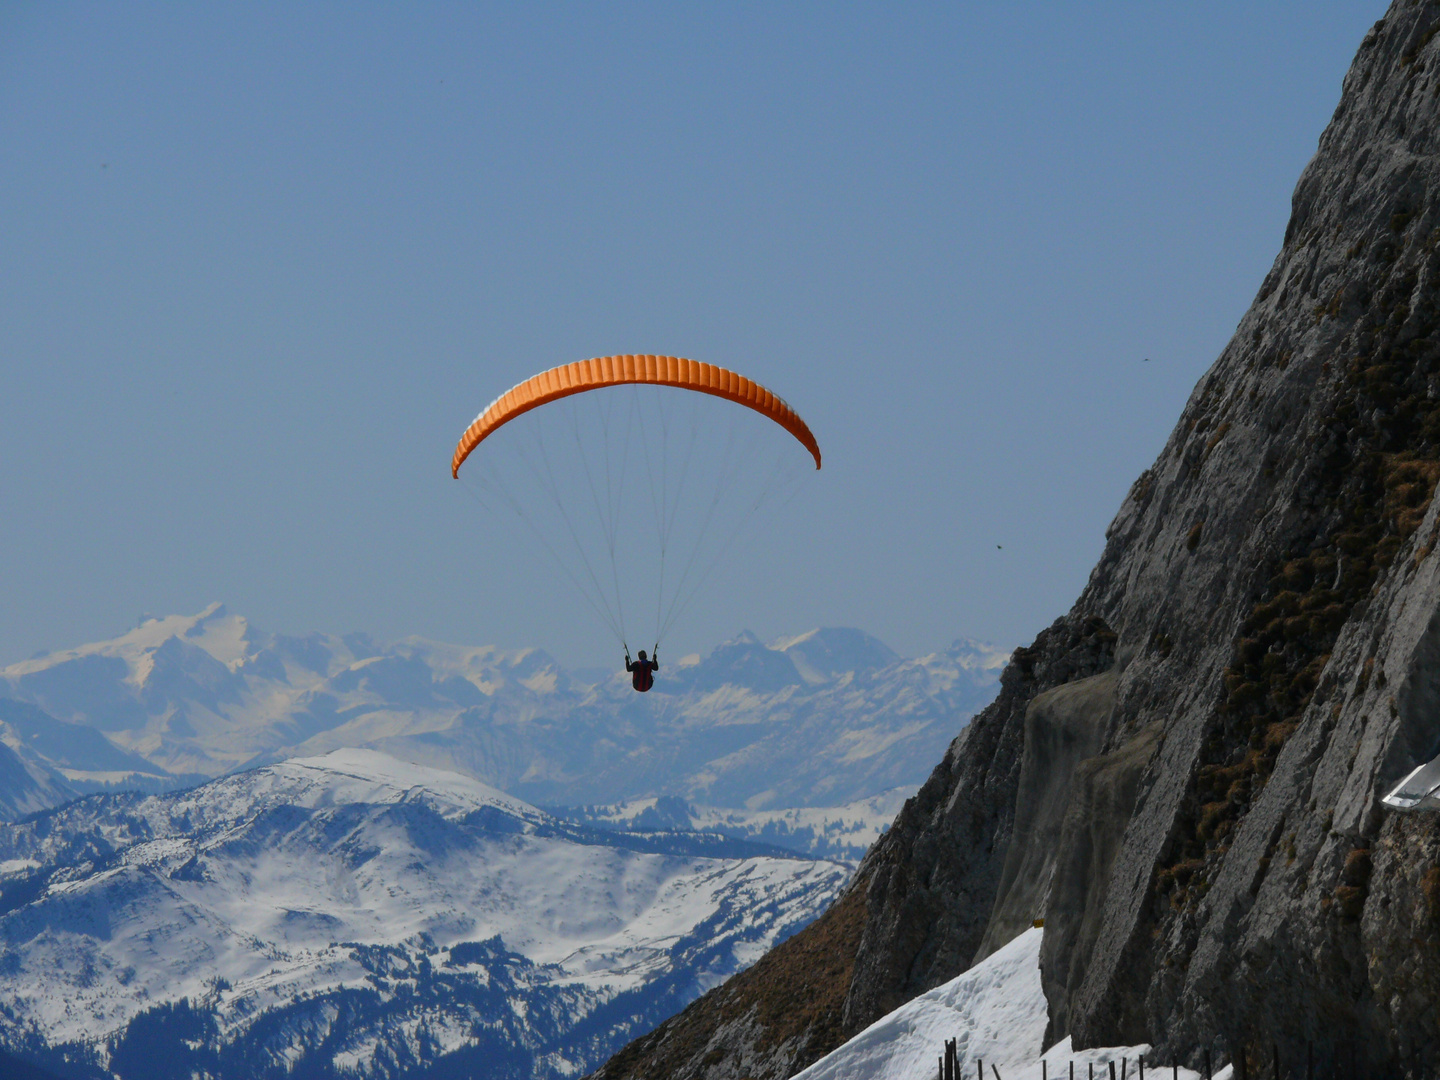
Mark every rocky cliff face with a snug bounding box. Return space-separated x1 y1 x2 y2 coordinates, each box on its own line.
590 5 1440 1077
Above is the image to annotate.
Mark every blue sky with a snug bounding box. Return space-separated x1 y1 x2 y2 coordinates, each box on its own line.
1 3 1382 668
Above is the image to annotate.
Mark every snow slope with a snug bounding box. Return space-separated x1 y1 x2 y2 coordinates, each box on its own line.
794 928 1227 1080
0 739 74 821
1 607 1007 810
0 697 186 798
0 749 848 1079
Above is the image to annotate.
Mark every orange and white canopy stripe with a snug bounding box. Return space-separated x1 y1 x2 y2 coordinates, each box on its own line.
451 354 822 478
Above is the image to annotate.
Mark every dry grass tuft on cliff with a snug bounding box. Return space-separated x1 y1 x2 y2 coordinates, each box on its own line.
1159 229 1440 914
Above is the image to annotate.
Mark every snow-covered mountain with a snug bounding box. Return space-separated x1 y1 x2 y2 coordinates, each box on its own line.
0 606 1008 810
0 749 848 1080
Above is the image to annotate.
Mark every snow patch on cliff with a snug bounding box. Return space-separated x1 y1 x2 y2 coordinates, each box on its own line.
794 928 1228 1080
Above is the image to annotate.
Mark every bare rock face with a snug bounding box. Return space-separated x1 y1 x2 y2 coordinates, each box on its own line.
841 616 1119 1029
1043 6 1440 1067
590 5 1440 1077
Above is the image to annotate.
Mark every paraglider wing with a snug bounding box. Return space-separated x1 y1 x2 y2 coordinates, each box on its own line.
451 354 821 478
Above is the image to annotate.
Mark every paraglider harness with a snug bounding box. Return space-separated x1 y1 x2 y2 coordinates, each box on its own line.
625 646 659 693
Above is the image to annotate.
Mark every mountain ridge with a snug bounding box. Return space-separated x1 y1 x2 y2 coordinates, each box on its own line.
2 614 1006 813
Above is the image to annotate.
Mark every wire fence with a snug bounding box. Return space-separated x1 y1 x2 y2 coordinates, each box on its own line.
936 1040 1368 1080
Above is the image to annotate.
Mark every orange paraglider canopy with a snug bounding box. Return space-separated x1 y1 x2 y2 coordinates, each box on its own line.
451 354 821 478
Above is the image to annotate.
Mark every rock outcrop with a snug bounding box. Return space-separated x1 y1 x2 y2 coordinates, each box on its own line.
591 5 1440 1078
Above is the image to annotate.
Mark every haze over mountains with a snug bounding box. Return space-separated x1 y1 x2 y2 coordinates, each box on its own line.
0 605 1006 816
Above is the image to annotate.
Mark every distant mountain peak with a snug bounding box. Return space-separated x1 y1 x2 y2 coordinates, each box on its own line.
5 602 254 683
945 637 1012 674
769 627 900 683
1 608 1010 811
